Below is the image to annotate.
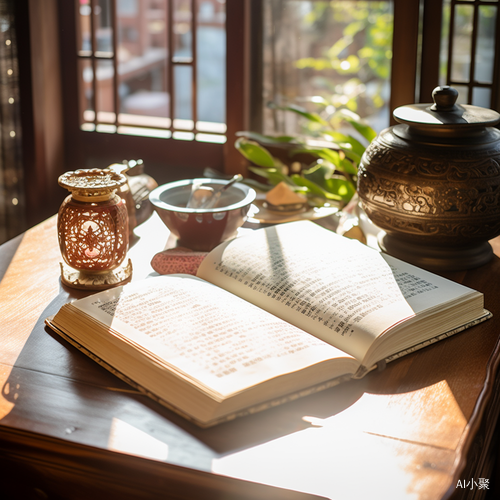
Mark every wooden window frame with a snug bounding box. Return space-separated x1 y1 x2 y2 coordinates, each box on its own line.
58 0 251 183
445 0 500 109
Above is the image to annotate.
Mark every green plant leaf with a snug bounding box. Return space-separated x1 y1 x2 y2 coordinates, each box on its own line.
343 20 364 37
302 161 336 186
236 131 299 144
327 37 353 59
291 146 341 166
268 102 330 127
336 109 377 143
322 131 366 157
340 148 362 166
339 157 358 175
325 176 357 202
241 178 273 192
247 166 296 187
293 160 356 202
290 175 343 201
302 159 356 196
235 138 276 168
358 46 374 58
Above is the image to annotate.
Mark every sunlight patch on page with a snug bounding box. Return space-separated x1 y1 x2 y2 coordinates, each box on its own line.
203 221 416 361
73 275 353 397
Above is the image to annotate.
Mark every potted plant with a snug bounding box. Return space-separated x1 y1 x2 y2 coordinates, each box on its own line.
235 104 376 209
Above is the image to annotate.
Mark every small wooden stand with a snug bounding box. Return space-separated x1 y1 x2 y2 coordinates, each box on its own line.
60 259 133 290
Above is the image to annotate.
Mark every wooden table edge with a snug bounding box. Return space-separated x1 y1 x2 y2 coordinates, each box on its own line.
445 331 500 498
0 425 326 500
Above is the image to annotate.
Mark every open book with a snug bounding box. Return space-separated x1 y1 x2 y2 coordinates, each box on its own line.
46 221 490 427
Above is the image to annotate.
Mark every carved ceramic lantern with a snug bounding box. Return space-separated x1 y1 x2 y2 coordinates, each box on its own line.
57 168 132 290
357 86 500 270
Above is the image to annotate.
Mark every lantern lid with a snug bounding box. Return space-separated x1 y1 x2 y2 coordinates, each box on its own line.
58 169 127 200
393 86 500 135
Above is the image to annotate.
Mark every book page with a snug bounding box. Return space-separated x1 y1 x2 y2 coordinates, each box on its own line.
198 221 476 361
70 275 357 397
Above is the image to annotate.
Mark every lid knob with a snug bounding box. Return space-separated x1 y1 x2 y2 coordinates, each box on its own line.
431 86 459 112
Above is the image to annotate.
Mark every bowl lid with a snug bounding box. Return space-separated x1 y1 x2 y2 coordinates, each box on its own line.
393 86 500 132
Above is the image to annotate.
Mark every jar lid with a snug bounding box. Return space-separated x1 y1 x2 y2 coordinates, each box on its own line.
393 86 500 134
58 168 127 200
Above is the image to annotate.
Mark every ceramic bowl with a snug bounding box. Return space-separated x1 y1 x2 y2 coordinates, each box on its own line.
149 178 256 251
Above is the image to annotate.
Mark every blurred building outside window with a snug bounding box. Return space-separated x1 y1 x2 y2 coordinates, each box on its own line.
74 0 499 151
77 0 226 143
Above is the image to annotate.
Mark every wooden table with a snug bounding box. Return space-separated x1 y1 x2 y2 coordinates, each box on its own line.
1 214 500 500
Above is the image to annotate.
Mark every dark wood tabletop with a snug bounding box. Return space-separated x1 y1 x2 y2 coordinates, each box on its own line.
1 214 500 500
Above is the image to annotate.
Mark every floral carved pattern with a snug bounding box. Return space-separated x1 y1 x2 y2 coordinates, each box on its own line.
58 203 128 271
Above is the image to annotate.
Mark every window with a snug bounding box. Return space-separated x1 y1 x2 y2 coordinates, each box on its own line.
252 0 500 138
6 0 499 243
258 1 394 136
49 0 500 188
75 0 226 142
440 0 500 109
59 0 238 182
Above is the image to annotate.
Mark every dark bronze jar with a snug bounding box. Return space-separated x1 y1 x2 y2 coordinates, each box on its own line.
357 86 500 270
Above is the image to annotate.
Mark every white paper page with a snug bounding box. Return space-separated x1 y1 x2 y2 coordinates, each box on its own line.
198 221 475 361
71 275 355 397
381 253 478 313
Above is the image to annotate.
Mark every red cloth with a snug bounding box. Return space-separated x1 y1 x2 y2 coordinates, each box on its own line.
151 247 208 276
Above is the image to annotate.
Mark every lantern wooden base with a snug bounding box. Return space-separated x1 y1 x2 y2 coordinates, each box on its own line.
60 259 133 291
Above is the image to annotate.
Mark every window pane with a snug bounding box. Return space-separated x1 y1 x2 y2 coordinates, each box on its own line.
451 5 473 83
77 0 226 141
117 0 138 16
117 1 169 119
79 58 94 124
173 0 193 61
475 5 497 84
77 0 92 53
262 1 393 136
472 86 491 107
96 0 113 54
96 59 115 118
453 84 469 104
196 0 225 123
174 64 192 121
